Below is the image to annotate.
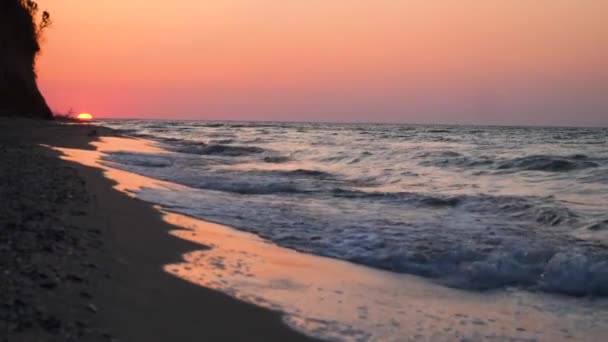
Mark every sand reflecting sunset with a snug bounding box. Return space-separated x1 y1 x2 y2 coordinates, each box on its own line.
56 135 608 341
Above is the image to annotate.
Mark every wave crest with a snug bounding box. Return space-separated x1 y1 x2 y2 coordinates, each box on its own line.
172 143 265 157
497 155 598 172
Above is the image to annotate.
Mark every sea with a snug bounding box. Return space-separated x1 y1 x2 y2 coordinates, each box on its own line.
99 120 608 297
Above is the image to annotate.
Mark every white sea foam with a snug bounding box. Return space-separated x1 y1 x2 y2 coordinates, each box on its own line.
100 120 608 296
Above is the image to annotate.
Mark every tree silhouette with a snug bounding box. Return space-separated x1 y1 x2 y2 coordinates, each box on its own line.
19 1 52 41
0 0 53 118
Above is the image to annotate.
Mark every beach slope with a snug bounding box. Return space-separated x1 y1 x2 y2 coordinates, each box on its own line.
0 118 315 341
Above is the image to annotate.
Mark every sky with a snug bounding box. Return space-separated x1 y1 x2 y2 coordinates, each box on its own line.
36 0 607 126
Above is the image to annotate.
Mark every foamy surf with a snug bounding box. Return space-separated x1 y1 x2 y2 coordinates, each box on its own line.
57 133 608 341
99 120 608 296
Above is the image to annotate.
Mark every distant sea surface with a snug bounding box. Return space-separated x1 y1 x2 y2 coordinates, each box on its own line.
99 120 608 296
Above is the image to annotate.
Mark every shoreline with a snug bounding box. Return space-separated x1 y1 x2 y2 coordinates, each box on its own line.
56 121 608 341
3 118 608 341
1 119 315 341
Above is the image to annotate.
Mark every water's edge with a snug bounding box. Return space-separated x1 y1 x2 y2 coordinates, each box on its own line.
99 120 608 297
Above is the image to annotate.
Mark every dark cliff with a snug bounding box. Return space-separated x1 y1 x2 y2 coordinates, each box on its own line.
0 0 52 118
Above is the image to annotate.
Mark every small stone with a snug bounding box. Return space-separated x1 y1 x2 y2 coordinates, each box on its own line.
86 304 98 313
79 291 93 299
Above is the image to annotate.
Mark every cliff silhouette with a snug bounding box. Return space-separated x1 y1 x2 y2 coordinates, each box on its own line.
0 0 52 118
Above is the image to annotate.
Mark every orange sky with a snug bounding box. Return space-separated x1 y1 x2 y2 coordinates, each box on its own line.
36 1 608 125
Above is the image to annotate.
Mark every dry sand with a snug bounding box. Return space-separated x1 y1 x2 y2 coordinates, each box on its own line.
0 118 315 341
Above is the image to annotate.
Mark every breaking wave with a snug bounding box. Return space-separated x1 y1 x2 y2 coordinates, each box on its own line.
171 143 266 156
99 120 608 297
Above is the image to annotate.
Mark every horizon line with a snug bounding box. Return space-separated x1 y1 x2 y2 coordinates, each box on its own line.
91 116 608 129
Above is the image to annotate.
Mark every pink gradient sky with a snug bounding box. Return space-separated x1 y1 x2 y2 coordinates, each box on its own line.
36 1 607 125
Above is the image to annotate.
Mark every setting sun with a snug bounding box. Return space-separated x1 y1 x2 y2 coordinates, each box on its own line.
2 1 608 341
76 113 93 121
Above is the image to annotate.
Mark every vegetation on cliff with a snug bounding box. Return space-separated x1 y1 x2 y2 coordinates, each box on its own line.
0 0 53 118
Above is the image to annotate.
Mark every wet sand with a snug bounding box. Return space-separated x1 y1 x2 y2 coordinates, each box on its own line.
0 119 314 341
4 118 608 341
56 126 608 341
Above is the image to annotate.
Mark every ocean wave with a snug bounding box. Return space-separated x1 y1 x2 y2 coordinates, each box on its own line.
331 190 580 226
539 253 608 296
348 241 608 296
416 151 462 158
417 151 495 168
496 154 598 172
579 170 608 184
142 124 169 129
172 143 265 157
584 219 608 231
199 182 302 195
200 123 226 127
331 189 460 207
98 120 608 297
457 195 580 226
418 151 602 173
104 149 583 227
263 169 334 179
263 156 290 163
138 184 608 297
210 139 235 144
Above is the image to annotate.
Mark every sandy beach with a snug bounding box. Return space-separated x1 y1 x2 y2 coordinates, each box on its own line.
0 119 314 341
3 0 607 340
3 118 608 341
